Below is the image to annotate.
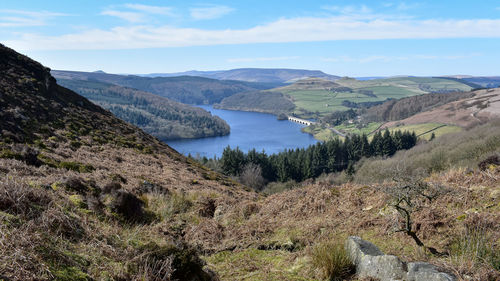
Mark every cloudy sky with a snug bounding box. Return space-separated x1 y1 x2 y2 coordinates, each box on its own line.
1 0 499 76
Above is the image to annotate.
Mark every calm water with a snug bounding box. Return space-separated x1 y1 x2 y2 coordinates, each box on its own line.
166 105 318 158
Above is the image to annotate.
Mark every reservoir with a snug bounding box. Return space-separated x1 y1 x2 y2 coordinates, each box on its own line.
166 105 318 158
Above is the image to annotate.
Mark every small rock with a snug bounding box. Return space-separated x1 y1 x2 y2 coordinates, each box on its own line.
346 236 406 280
407 262 456 281
346 236 456 281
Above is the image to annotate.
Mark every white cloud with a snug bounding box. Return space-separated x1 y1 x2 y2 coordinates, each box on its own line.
227 56 299 63
322 4 372 15
101 4 174 23
5 16 500 51
190 5 234 20
397 2 421 10
0 9 68 27
101 10 144 23
123 4 173 16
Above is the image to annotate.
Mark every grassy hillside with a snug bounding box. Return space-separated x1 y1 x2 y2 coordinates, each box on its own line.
306 87 497 141
57 79 230 140
217 76 475 119
284 76 474 116
214 91 295 114
360 90 476 122
52 70 274 104
385 123 462 140
462 76 500 88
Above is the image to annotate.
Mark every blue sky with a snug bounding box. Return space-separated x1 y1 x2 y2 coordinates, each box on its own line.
1 0 500 76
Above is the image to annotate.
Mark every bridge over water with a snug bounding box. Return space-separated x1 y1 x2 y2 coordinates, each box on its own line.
288 116 347 137
287 116 315 126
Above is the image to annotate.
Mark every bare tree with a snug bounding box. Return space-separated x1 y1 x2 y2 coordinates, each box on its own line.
383 164 449 256
239 163 266 191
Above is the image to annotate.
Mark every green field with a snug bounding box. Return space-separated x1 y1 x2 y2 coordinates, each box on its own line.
272 77 473 118
386 123 463 140
302 125 340 141
303 122 462 142
335 77 473 93
334 122 382 135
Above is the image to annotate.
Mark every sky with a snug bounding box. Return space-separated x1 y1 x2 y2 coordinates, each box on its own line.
1 0 500 76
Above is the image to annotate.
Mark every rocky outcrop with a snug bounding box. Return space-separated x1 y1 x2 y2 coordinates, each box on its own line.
346 236 456 281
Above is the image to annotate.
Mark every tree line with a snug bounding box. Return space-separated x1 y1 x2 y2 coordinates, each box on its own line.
57 79 230 140
197 129 417 184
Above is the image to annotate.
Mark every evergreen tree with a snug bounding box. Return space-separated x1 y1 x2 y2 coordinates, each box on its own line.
221 146 246 176
382 129 397 156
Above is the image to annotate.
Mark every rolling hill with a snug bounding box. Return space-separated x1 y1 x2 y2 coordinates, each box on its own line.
216 76 476 118
51 70 274 104
381 87 500 130
214 91 296 114
141 68 340 83
462 76 500 88
56 79 230 140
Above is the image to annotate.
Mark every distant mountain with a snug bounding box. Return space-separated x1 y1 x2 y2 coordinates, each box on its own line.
52 70 275 104
57 79 230 140
354 76 387 80
140 68 340 83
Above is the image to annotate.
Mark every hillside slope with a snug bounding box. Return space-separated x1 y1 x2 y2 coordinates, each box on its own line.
216 76 475 118
52 70 274 104
214 91 296 114
360 91 477 122
381 87 500 129
0 43 256 280
56 79 230 140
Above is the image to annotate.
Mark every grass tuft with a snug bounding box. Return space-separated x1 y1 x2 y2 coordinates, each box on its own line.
310 240 354 281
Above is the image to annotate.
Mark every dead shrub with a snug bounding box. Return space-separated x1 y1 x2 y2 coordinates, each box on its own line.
102 181 122 194
0 179 52 219
239 163 266 191
136 180 169 195
184 219 225 252
38 206 85 240
137 255 174 281
10 143 41 166
478 154 500 171
110 190 145 221
198 197 216 218
85 194 104 213
61 176 89 194
134 242 214 281
240 201 260 219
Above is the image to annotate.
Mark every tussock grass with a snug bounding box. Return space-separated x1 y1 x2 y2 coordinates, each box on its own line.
310 240 354 280
448 214 500 280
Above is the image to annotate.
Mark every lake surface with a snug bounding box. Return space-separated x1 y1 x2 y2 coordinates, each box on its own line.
166 105 318 158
